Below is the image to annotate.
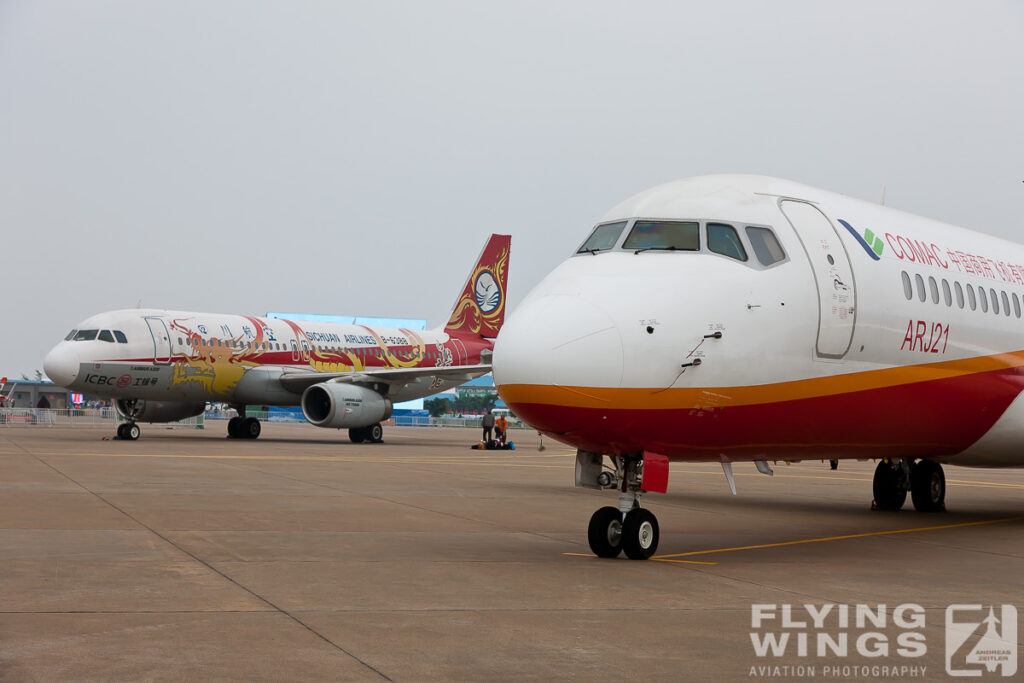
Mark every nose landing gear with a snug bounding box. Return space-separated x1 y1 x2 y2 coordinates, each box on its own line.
116 422 140 440
585 455 660 560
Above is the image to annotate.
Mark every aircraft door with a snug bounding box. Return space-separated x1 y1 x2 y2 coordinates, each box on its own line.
143 317 172 365
779 200 856 358
450 337 467 365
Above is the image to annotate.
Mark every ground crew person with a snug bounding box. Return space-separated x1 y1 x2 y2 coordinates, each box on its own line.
494 413 508 443
482 410 495 442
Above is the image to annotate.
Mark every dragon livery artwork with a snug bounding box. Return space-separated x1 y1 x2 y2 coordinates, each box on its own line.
44 234 511 443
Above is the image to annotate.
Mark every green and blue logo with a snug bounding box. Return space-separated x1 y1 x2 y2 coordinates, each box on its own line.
838 219 883 260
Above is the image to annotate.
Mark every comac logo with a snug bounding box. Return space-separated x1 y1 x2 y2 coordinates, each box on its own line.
838 219 884 260
474 271 501 314
946 604 1018 677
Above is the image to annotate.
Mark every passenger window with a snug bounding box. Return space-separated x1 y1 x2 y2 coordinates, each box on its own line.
979 286 988 312
941 279 952 306
901 272 912 300
64 329 77 341
623 221 699 251
73 329 99 341
1014 293 1021 318
577 221 627 254
954 282 964 308
990 289 1000 315
1001 291 1010 316
928 276 939 304
98 330 115 342
914 274 926 302
746 226 786 266
707 223 748 261
967 284 977 310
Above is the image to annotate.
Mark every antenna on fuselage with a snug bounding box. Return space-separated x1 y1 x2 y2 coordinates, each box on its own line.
879 186 886 206
136 299 142 309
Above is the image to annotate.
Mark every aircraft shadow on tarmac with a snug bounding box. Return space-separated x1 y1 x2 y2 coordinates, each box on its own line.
652 487 1024 520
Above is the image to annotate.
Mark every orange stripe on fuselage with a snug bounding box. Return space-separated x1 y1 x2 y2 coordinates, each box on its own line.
497 350 1024 410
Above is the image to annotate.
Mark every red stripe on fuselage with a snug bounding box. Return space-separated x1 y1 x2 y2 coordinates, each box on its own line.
509 364 1024 461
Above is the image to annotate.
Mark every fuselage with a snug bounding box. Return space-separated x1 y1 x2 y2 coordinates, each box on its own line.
493 174 1024 468
45 310 492 404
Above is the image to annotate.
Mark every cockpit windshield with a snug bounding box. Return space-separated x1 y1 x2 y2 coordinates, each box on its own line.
577 221 627 254
68 329 128 343
623 221 699 251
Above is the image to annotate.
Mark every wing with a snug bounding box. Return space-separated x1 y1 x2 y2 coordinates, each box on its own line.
277 364 492 394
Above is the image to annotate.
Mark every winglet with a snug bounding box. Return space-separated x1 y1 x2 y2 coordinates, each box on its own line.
444 234 511 338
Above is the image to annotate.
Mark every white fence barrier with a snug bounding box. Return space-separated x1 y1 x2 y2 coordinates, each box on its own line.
0 408 526 430
0 408 203 429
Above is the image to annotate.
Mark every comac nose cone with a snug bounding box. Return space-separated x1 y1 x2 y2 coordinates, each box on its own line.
43 344 79 387
494 294 623 408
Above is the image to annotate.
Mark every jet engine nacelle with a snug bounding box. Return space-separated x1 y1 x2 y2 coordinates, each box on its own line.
301 382 392 428
115 399 205 423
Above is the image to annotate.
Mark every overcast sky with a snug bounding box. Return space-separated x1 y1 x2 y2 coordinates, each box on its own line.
1 1 1022 378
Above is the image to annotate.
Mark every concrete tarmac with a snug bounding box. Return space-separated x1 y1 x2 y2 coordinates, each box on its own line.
1 423 1023 681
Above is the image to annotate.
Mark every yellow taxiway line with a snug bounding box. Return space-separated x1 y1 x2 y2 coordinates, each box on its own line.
562 552 718 565
652 516 1023 560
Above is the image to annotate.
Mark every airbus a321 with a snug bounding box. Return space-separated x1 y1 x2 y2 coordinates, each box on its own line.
493 174 1024 559
44 234 510 443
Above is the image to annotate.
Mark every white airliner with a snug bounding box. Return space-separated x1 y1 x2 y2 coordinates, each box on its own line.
44 234 510 442
493 174 1024 559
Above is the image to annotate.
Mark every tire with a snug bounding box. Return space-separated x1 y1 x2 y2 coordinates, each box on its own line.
243 417 261 440
910 460 945 512
587 506 623 558
872 460 907 511
116 423 126 439
349 427 366 443
227 416 240 439
622 508 659 560
368 423 383 443
126 423 140 441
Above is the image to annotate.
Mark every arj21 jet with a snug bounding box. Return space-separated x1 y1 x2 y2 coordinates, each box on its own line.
493 174 1024 559
45 234 510 443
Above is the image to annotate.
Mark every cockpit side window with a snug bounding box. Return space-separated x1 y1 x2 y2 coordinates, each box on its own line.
745 226 786 266
622 221 699 251
98 330 115 343
73 329 99 341
707 223 748 262
113 330 128 343
64 330 77 341
577 221 627 254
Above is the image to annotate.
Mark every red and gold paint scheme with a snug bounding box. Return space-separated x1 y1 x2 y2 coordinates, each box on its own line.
44 234 510 444
493 175 1024 558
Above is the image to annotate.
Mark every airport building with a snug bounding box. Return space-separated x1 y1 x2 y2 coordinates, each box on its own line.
2 380 75 409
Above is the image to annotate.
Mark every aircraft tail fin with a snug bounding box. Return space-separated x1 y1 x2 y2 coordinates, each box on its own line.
443 234 511 338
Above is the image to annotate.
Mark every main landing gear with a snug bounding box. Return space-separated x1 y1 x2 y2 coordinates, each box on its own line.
586 455 660 560
872 458 946 512
227 408 261 440
116 422 140 440
348 423 384 444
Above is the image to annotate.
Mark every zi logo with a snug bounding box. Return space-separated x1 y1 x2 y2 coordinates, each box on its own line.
838 219 884 260
946 604 1017 677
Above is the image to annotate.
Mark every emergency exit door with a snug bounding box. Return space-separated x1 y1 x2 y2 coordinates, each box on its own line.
780 200 856 358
